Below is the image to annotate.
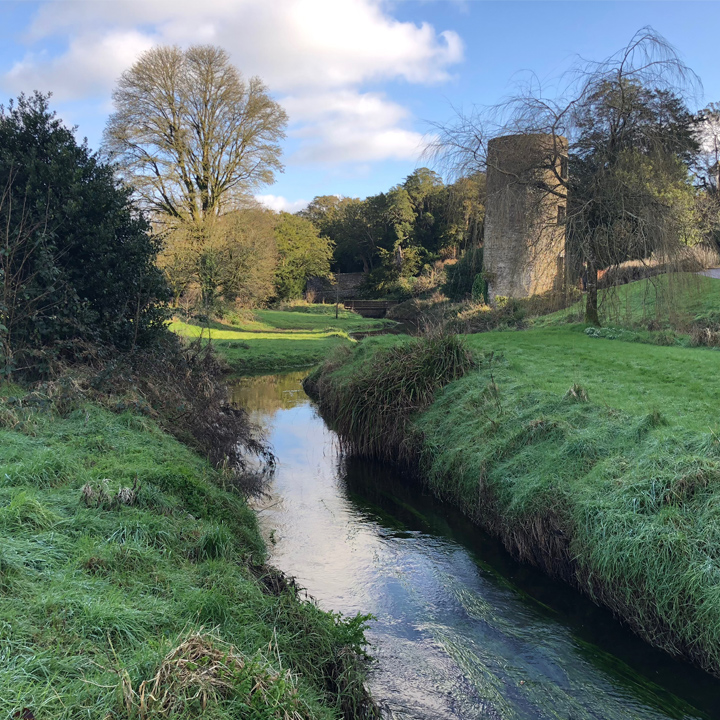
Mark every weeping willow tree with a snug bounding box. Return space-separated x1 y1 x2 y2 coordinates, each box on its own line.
431 28 702 325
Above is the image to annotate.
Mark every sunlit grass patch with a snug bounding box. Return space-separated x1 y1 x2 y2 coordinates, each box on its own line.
169 305 397 375
169 319 351 342
169 319 358 374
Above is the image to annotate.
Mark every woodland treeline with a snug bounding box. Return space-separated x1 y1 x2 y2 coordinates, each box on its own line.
300 168 485 292
158 167 485 310
6 31 720 374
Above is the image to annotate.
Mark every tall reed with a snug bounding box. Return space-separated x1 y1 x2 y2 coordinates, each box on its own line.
308 333 476 463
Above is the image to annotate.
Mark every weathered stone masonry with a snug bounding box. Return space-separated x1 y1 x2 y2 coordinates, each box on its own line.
484 134 568 301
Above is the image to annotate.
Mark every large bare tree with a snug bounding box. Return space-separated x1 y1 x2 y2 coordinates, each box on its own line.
431 28 701 324
103 45 288 225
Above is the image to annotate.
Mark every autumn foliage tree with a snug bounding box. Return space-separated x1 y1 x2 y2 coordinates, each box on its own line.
159 208 278 309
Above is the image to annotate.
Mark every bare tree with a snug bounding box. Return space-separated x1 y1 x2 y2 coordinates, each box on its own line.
103 45 288 225
431 28 701 324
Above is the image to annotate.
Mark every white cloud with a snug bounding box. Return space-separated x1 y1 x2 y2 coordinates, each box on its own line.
255 194 309 213
22 0 462 91
4 0 463 166
284 90 429 164
4 30 155 100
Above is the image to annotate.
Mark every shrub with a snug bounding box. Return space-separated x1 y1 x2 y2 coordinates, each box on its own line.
307 332 476 463
0 93 169 378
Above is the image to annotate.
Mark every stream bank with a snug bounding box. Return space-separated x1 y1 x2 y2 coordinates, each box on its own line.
0 384 373 719
305 331 720 683
234 370 720 720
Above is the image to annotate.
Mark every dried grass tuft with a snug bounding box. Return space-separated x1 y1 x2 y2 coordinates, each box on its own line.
127 632 310 719
565 383 589 402
81 479 140 509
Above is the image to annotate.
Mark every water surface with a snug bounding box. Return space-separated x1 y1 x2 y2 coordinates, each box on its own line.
232 371 720 720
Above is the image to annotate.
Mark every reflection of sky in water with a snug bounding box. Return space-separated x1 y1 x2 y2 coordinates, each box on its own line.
238 376 716 720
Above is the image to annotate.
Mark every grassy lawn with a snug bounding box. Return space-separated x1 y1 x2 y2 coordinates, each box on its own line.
170 306 395 375
538 272 720 329
0 394 370 718
464 326 720 433
310 321 720 676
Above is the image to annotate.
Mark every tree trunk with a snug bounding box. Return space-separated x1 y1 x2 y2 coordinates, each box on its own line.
585 261 600 326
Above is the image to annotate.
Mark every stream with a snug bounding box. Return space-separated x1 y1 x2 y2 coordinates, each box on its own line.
232 371 720 720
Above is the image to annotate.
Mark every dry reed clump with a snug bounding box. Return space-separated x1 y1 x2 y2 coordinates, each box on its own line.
81 479 140 509
565 383 589 402
689 325 720 347
309 333 476 464
124 632 311 719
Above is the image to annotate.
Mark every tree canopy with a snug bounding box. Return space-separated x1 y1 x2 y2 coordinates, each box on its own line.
159 208 278 310
103 45 288 224
273 213 333 300
301 168 485 289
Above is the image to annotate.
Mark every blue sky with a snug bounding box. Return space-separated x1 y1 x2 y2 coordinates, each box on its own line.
1 1 718 212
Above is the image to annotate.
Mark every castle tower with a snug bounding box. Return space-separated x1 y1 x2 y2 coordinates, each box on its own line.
484 134 568 301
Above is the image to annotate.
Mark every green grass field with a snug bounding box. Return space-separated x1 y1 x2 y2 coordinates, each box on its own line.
0 394 370 718
310 309 720 676
170 306 394 375
538 272 720 330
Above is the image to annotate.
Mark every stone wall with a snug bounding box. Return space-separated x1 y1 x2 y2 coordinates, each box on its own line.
484 134 568 301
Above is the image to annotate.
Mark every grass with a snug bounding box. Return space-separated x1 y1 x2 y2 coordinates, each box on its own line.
537 272 720 331
170 306 394 375
0 393 373 719
309 323 720 678
305 333 476 463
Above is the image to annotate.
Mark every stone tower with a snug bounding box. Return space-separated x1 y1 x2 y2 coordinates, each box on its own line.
484 133 568 301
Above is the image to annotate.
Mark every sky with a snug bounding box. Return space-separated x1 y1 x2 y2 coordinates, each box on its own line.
1 0 719 213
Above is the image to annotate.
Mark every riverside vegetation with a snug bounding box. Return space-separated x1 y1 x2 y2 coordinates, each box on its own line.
305 276 720 679
0 352 374 719
0 94 375 718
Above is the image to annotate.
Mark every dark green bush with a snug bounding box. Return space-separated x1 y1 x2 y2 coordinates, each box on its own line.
0 93 169 377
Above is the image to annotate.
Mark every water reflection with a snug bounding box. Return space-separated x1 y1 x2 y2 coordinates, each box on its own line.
233 372 719 720
231 370 309 414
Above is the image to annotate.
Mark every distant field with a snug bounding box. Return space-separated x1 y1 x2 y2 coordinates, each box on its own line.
170 306 394 374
